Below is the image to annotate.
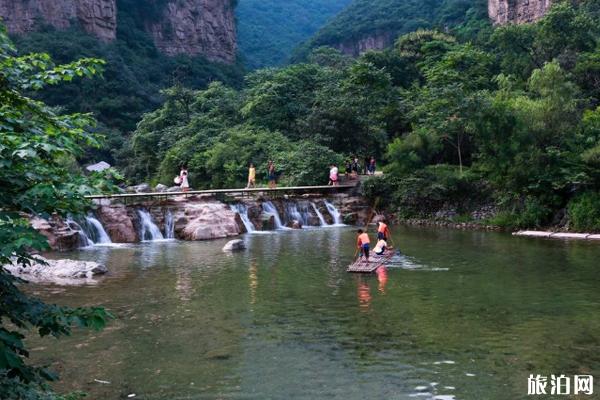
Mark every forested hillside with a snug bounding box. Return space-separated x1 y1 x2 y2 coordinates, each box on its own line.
11 0 244 165
129 1 600 231
236 0 352 69
294 0 489 59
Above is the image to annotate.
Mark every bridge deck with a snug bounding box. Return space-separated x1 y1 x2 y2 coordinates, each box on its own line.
85 184 356 200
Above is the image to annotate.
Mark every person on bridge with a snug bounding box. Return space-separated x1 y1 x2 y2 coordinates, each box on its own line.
356 229 371 263
267 161 277 189
351 157 360 178
246 163 256 189
377 220 392 242
329 164 339 186
368 157 376 175
179 165 190 192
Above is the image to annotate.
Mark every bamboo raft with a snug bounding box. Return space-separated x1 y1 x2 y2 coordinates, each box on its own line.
346 249 396 273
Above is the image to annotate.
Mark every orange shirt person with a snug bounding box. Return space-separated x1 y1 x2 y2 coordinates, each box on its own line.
356 229 371 263
377 221 390 241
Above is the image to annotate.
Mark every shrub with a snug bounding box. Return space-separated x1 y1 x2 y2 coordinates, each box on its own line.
393 165 489 218
568 191 600 231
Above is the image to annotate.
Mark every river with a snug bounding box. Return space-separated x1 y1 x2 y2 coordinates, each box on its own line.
29 226 600 399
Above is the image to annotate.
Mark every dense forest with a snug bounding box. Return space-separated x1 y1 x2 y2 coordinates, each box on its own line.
236 0 352 69
13 0 245 165
293 0 490 60
130 1 600 231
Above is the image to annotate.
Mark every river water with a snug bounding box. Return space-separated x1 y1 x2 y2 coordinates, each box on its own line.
29 226 600 399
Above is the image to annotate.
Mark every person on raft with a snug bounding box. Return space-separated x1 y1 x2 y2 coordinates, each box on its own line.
356 229 371 263
377 220 391 241
374 238 387 255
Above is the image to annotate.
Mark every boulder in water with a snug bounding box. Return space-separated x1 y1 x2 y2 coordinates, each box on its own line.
5 257 108 285
223 239 245 252
260 214 275 231
96 204 138 242
155 184 168 192
289 220 303 229
177 202 241 240
167 186 182 192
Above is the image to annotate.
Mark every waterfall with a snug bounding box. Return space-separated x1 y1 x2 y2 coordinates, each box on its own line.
284 202 305 226
137 209 164 241
165 210 175 239
81 214 112 244
262 201 285 229
311 202 327 226
66 218 94 247
230 204 256 233
324 201 343 225
297 202 313 227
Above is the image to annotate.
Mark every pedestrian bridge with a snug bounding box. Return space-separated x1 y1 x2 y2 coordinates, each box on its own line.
85 183 359 204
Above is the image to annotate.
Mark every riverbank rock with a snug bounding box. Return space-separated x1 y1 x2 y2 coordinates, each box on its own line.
30 216 81 251
5 257 108 285
222 239 245 252
155 184 168 192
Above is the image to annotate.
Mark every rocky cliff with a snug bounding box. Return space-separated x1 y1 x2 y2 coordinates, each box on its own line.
334 31 395 57
0 0 236 63
0 0 116 42
488 0 552 25
148 0 237 63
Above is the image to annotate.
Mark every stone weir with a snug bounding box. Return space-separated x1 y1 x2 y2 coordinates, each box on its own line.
32 194 370 251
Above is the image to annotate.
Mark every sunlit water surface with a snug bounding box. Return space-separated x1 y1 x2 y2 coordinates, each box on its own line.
28 226 600 399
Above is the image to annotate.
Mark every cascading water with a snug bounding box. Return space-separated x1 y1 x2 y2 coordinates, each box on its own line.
230 204 256 233
261 201 285 229
284 202 306 227
311 202 327 226
137 209 164 241
66 218 94 247
324 201 344 226
81 214 112 244
297 202 313 227
164 210 175 239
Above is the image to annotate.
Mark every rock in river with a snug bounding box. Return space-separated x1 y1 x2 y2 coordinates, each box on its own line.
223 239 245 252
5 257 108 285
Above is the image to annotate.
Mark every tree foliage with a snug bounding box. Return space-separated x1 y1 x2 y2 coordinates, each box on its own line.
0 29 112 398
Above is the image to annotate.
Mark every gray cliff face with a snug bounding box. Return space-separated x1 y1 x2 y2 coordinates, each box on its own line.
0 0 117 42
148 0 237 63
335 31 395 57
0 0 237 63
488 0 552 25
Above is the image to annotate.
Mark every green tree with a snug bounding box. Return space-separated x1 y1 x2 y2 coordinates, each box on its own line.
0 30 112 398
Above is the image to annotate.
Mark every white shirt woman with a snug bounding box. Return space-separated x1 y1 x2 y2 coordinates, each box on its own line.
180 169 190 191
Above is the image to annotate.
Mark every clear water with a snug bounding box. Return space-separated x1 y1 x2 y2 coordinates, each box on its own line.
29 226 600 399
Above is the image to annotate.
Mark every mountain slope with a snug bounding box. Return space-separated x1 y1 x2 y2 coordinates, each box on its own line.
236 0 352 69
294 0 488 58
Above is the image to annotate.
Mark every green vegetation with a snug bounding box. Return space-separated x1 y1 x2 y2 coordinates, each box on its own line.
130 1 600 231
293 0 490 60
568 192 600 231
13 0 245 166
0 30 114 398
236 0 352 69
